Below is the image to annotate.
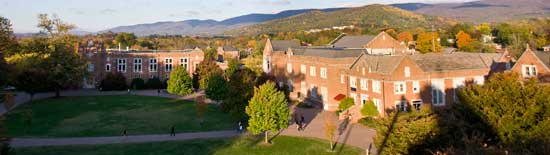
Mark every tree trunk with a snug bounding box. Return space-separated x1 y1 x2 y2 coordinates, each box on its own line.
264 131 268 144
330 141 333 150
55 88 60 98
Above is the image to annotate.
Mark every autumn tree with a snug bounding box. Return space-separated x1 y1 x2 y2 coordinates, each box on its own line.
246 81 290 144
397 31 413 43
196 60 223 89
416 32 442 53
167 66 193 96
456 31 474 52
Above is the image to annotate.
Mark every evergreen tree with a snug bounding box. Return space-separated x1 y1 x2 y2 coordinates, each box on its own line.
204 74 228 102
167 66 193 96
246 81 290 144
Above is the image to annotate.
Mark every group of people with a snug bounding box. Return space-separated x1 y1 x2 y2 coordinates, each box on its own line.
294 114 306 131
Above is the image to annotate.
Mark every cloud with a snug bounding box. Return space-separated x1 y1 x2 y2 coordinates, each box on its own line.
100 9 116 14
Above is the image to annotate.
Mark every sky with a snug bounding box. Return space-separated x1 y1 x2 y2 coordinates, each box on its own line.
0 0 473 33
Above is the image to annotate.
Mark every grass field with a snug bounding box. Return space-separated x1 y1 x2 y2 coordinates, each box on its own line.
13 135 363 155
5 95 235 137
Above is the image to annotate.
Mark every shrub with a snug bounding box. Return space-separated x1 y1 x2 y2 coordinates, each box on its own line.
358 117 378 128
130 78 145 90
99 72 127 91
361 100 378 117
146 77 162 89
167 66 193 95
337 97 354 112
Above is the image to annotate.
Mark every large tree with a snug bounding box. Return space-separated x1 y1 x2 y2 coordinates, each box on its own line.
114 32 137 48
222 68 257 120
396 31 413 43
196 60 223 89
167 66 193 96
456 30 473 51
37 14 87 97
0 17 17 55
246 81 290 144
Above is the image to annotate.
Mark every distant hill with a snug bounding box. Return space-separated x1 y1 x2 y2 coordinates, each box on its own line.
102 8 344 36
226 4 457 36
392 0 550 23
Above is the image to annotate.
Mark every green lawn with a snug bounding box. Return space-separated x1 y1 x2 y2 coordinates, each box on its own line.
5 95 235 137
13 135 363 155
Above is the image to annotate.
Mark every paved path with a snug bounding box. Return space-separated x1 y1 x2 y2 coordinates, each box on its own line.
4 89 376 153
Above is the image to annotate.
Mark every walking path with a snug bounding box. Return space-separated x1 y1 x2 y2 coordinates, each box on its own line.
3 89 376 153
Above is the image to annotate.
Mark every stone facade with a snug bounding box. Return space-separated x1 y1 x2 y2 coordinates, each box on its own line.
263 32 508 121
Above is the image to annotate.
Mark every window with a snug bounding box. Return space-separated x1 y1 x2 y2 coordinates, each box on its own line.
309 66 316 77
87 63 94 72
362 67 365 75
320 67 327 79
474 76 485 85
300 82 307 97
395 100 407 112
412 100 422 112
372 80 381 93
134 58 142 73
117 58 126 72
413 81 420 93
149 58 158 72
180 57 189 70
360 78 368 90
431 79 445 105
350 93 357 104
373 98 382 113
300 64 306 74
405 66 411 77
394 81 406 94
321 86 328 102
340 75 345 84
105 64 111 72
165 58 173 72
360 94 369 106
522 65 537 78
349 76 357 89
287 63 293 73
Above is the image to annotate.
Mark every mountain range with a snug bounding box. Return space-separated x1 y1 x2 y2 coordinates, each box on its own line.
99 0 550 36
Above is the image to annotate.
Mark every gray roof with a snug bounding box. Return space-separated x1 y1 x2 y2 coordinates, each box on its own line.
271 40 300 51
292 48 364 58
358 55 405 75
221 46 238 51
332 35 375 48
410 52 501 72
534 51 550 69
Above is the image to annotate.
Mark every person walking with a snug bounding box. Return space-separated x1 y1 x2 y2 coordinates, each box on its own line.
170 125 176 136
294 113 301 130
122 128 127 136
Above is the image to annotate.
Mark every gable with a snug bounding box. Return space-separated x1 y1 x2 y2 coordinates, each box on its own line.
512 50 550 73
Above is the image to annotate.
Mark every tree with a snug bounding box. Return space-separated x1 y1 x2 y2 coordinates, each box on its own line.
37 14 86 97
324 113 336 150
114 32 137 48
246 81 290 144
456 31 473 51
203 47 217 61
130 78 145 90
7 53 50 101
196 60 223 89
361 100 378 117
167 66 193 96
397 31 413 43
416 32 442 53
225 58 239 78
223 68 257 120
458 73 550 154
0 16 17 56
205 74 228 102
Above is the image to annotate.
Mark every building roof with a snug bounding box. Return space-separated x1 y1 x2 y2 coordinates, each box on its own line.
221 46 238 51
358 55 405 75
292 48 364 58
410 52 501 72
534 51 550 69
271 40 300 51
332 35 375 48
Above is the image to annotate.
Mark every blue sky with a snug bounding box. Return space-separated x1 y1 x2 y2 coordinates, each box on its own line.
0 0 472 33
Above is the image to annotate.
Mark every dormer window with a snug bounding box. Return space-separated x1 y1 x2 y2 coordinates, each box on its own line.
522 65 537 78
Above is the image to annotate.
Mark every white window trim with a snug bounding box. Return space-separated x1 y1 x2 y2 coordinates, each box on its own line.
412 81 420 93
149 58 158 72
287 63 293 73
309 66 316 77
394 81 406 95
360 78 368 90
373 98 382 113
372 80 381 93
349 76 357 89
340 75 345 84
405 66 411 77
180 57 189 70
300 64 306 75
165 58 173 72
320 67 327 79
117 58 127 73
321 86 328 102
134 58 142 73
395 100 407 112
521 65 537 78
105 64 111 72
431 79 445 106
360 94 369 106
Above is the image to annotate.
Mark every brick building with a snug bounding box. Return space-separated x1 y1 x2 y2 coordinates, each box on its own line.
79 40 239 89
263 32 509 121
510 45 550 82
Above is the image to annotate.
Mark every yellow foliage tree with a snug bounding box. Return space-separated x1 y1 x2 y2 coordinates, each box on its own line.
416 32 441 53
456 31 473 51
